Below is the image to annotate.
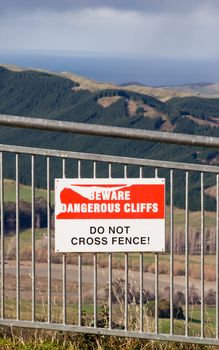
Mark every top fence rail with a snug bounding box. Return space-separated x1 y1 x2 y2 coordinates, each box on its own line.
0 114 219 148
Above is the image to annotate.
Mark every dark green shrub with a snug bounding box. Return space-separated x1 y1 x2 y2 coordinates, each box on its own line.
146 301 185 320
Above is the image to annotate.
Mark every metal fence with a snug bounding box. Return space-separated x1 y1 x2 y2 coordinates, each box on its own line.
0 114 219 345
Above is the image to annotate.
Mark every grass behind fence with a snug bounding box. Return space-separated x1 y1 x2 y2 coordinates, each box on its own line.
0 327 219 350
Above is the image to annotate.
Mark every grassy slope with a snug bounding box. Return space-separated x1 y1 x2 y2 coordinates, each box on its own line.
3 179 54 203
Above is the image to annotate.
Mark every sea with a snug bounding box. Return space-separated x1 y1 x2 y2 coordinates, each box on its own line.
1 50 219 86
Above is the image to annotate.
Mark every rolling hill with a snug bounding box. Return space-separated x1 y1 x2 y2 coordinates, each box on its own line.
0 64 219 211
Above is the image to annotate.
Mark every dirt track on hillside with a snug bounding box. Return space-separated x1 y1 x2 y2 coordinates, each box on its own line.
3 260 215 305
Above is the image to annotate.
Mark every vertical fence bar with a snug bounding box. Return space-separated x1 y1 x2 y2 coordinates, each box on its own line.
139 166 143 332
0 152 4 319
170 169 174 335
216 174 219 339
93 253 97 328
124 165 128 330
62 159 67 324
125 252 128 331
78 160 82 326
47 157 51 323
139 253 143 332
201 172 205 338
108 163 112 329
93 162 97 328
31 155 35 322
155 257 159 333
78 253 82 326
185 171 189 336
154 168 159 334
108 252 112 329
16 154 20 320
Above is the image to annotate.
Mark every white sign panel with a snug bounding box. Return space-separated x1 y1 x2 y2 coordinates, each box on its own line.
55 178 165 253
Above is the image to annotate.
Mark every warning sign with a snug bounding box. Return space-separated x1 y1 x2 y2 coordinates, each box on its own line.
55 178 165 253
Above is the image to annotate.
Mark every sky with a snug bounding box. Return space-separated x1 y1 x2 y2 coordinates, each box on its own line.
0 0 219 60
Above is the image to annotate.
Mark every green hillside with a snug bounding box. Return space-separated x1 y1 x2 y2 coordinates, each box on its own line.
0 66 219 211
166 96 219 120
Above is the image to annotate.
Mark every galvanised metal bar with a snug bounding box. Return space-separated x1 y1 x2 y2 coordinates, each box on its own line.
108 163 112 178
185 171 189 337
31 155 36 322
1 114 219 148
108 252 112 330
93 253 97 328
77 160 82 327
62 159 67 325
93 162 97 329
139 253 143 332
16 154 20 320
201 173 205 338
124 253 128 331
170 169 174 335
0 152 4 319
0 143 219 174
139 166 144 332
47 157 51 323
124 165 128 331
78 254 82 326
108 163 112 330
154 258 159 334
216 174 219 339
62 259 67 323
1 318 219 346
154 168 159 334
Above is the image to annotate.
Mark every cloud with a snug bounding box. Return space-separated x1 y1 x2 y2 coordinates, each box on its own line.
0 3 219 59
1 0 219 15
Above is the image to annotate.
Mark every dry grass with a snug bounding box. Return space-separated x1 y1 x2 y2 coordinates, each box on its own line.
126 99 169 120
121 84 198 101
187 115 219 128
5 234 217 282
0 252 218 349
205 185 216 198
160 120 176 131
97 96 121 108
189 264 216 281
174 261 185 276
0 326 219 349
147 260 215 281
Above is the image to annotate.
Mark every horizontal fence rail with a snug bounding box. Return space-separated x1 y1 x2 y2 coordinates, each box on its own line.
0 143 218 173
0 113 219 148
0 115 219 345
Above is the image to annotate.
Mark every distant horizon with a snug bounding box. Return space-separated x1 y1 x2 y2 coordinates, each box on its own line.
1 50 219 87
